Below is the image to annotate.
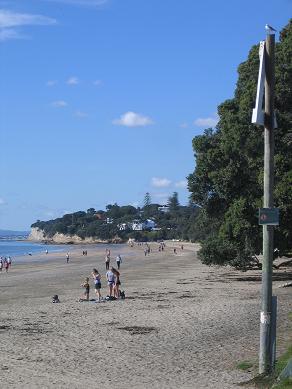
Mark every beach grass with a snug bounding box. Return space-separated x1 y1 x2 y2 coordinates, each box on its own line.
236 360 254 371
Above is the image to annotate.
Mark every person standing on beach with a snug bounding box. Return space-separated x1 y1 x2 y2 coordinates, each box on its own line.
66 252 70 263
0 258 3 272
105 254 110 270
91 269 102 302
7 256 12 268
112 267 121 298
106 268 115 297
116 254 122 270
4 258 9 273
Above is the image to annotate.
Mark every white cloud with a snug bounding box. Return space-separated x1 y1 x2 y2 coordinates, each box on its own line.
0 9 56 41
151 177 171 188
51 100 68 107
113 111 153 127
175 180 188 189
44 0 108 6
67 76 79 85
74 110 88 118
194 115 218 128
46 80 58 87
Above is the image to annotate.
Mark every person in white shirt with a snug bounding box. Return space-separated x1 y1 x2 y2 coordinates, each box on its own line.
116 254 122 269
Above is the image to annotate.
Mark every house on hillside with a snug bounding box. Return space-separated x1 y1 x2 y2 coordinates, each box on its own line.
158 205 169 213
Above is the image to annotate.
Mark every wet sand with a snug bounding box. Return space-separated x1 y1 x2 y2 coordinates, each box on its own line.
0 242 291 389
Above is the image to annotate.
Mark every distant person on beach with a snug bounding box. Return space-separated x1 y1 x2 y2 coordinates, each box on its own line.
7 256 11 268
0 258 3 272
4 258 9 273
144 248 147 256
91 268 102 302
181 245 184 250
106 268 115 297
112 267 121 298
174 248 177 254
116 254 122 269
105 254 110 270
80 277 90 301
45 249 48 254
66 252 70 263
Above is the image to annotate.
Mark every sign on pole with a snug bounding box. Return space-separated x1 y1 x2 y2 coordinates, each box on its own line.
258 208 279 225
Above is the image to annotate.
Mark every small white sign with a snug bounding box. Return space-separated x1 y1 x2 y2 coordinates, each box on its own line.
260 311 271 324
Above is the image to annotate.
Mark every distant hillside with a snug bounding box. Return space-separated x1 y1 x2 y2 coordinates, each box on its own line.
31 197 199 242
0 229 29 237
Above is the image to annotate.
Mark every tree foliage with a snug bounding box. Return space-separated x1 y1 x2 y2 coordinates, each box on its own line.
188 20 292 268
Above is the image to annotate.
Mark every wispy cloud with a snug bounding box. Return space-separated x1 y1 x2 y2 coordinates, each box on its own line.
0 9 56 41
93 79 102 86
51 100 68 107
113 111 153 127
46 80 58 87
74 110 88 118
152 192 169 204
179 122 189 128
0 197 6 205
44 0 108 7
67 76 79 85
151 177 171 188
194 115 218 128
175 180 187 189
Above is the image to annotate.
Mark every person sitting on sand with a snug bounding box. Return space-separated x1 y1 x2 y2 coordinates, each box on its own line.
106 268 115 297
91 268 102 302
80 277 90 301
111 267 121 298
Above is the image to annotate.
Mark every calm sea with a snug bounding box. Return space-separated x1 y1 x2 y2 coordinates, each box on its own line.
0 240 68 262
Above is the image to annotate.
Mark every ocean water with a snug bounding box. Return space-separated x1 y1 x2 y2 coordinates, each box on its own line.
0 240 68 260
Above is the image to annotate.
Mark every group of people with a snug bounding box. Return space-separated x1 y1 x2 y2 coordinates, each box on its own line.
105 250 122 270
0 256 12 272
80 266 122 302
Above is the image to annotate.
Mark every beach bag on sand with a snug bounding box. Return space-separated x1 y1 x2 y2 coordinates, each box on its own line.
52 295 60 303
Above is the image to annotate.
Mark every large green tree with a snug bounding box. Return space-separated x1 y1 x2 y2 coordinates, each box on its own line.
188 20 292 268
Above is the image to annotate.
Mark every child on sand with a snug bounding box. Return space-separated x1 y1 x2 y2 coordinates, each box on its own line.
80 277 90 301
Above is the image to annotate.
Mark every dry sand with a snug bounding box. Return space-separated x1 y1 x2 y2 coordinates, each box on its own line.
0 242 291 389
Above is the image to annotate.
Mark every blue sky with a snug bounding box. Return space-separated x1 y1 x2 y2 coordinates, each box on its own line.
0 0 290 230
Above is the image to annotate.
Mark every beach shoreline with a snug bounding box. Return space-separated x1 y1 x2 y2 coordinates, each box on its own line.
0 242 291 388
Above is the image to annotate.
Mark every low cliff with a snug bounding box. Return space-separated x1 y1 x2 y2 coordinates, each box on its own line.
28 227 119 244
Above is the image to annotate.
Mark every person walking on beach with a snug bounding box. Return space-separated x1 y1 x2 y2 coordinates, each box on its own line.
105 254 110 270
80 277 90 301
112 267 121 298
66 252 70 263
106 267 115 297
7 256 11 269
0 258 3 272
116 254 122 270
91 268 102 302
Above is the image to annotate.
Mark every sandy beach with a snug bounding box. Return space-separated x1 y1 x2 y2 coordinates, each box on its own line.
0 242 291 389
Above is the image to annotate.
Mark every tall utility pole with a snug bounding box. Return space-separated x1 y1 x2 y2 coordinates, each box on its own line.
259 31 276 375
